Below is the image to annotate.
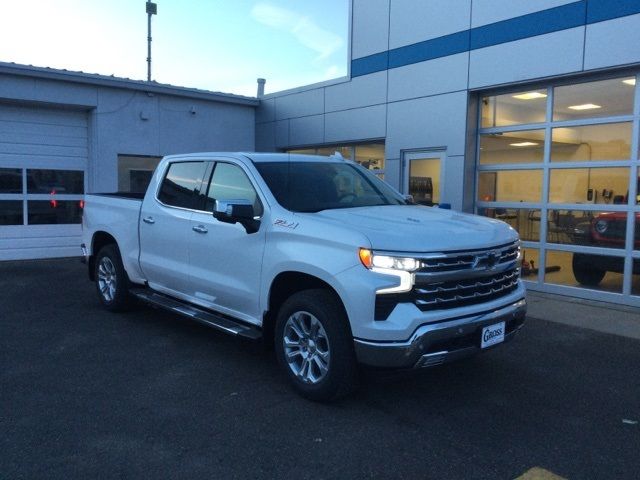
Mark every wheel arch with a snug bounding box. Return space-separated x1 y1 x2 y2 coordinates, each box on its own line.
262 271 351 348
88 231 119 281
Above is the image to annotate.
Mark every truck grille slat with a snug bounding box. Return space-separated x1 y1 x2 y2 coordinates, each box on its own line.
416 270 519 295
421 258 475 270
415 273 519 306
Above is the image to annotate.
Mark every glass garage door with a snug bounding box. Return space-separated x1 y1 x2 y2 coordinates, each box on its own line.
476 74 640 306
0 103 88 260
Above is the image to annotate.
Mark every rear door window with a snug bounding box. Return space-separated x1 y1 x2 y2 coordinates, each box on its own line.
157 161 208 209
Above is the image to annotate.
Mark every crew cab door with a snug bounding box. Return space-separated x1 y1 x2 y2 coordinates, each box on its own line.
188 161 267 324
139 160 208 297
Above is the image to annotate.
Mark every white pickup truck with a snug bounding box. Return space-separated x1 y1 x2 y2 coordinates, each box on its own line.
82 152 526 401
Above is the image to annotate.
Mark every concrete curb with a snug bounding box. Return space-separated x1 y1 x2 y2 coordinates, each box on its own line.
526 291 640 340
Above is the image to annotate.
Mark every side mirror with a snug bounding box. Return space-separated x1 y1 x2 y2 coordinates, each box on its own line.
213 199 260 233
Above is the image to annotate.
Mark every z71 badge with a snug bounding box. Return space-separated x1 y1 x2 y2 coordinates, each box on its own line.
274 219 299 229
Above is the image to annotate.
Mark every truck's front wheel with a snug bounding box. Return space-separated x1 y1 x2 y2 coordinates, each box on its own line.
95 244 132 312
275 289 358 402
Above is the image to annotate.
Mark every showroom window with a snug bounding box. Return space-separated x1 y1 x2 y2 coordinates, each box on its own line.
404 151 444 206
287 142 385 178
0 168 85 225
477 74 640 305
118 155 162 193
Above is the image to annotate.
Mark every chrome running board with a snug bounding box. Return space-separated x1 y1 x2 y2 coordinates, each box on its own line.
130 289 262 340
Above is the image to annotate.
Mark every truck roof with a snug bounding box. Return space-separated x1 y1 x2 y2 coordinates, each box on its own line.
161 152 346 164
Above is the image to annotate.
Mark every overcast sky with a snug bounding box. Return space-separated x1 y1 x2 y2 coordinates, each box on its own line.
0 0 349 96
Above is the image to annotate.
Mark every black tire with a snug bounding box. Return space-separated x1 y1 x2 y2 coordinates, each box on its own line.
94 244 132 312
274 289 358 402
572 253 606 286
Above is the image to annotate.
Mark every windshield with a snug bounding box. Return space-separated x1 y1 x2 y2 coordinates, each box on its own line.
255 161 408 212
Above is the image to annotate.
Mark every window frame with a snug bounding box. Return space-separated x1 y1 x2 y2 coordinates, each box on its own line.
154 159 266 218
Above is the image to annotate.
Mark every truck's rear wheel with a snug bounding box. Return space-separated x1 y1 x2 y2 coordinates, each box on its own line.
275 289 358 402
95 244 132 312
572 253 606 286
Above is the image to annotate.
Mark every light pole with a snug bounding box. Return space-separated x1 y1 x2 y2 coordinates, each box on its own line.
146 1 157 81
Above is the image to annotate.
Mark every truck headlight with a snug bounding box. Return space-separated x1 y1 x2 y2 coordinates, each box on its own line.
359 248 420 272
359 248 418 294
595 220 608 234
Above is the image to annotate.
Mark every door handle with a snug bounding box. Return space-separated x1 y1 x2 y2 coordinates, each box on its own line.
192 225 208 234
143 216 155 224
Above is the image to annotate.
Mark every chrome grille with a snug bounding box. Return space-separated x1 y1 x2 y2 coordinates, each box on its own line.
414 268 519 310
373 241 522 319
412 241 520 311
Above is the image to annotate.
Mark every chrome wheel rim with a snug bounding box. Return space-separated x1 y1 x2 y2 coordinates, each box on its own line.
97 257 117 302
283 311 330 385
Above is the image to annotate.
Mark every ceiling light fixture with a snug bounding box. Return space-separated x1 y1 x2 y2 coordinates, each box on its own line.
568 103 601 111
510 142 539 147
622 78 636 86
512 92 547 100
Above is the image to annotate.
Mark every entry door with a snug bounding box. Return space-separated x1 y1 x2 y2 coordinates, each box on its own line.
403 151 445 206
139 160 208 298
188 161 267 324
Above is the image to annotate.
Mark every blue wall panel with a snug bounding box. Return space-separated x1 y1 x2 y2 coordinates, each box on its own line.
587 0 640 23
388 31 470 69
351 51 388 78
352 0 640 77
469 2 586 49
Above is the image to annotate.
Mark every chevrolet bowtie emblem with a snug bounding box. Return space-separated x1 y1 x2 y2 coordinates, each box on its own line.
473 251 500 270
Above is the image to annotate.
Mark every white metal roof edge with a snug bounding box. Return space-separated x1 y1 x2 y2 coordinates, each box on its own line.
0 61 259 107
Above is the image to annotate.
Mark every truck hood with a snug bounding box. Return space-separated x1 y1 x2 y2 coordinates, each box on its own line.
313 205 518 252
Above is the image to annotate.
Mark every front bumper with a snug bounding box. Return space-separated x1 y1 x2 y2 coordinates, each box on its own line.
353 298 526 368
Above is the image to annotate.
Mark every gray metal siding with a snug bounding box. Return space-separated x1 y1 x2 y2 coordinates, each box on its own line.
0 104 88 167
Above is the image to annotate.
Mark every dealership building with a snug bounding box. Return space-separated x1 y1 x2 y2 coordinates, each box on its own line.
0 63 257 260
2 0 640 307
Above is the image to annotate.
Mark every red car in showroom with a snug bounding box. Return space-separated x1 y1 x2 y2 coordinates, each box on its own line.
571 187 640 286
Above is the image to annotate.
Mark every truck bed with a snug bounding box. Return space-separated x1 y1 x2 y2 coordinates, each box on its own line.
83 193 144 283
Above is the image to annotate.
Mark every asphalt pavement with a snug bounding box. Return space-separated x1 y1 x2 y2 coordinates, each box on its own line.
1 258 639 479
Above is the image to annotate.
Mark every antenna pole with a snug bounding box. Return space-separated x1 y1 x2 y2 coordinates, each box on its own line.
146 2 157 81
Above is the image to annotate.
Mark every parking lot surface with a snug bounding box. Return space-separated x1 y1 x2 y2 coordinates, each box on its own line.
1 259 639 479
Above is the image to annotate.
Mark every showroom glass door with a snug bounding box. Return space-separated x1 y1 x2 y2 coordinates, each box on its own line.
403 151 444 206
475 73 640 307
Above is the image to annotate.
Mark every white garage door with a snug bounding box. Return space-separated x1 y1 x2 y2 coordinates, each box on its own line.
0 103 88 260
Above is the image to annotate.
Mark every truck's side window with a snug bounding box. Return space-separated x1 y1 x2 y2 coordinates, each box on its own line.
206 163 263 216
157 161 208 209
